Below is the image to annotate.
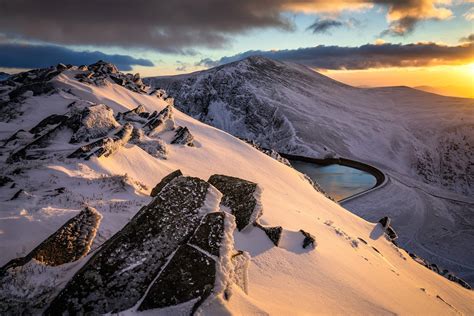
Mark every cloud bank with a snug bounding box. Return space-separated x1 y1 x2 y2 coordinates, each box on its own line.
0 43 154 71
0 0 457 52
198 41 473 70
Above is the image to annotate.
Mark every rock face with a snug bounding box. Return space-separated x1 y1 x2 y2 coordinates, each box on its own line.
0 207 102 274
150 169 183 197
69 104 119 143
139 212 227 313
208 174 263 231
300 230 316 249
171 126 194 146
45 175 220 315
378 217 398 241
143 105 175 134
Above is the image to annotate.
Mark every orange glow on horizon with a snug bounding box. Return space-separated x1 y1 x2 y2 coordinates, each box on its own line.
322 63 474 98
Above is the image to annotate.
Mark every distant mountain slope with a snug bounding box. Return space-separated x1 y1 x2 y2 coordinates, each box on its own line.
1 62 472 314
146 56 474 284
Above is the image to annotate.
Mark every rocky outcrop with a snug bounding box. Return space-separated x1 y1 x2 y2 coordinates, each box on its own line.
69 104 119 143
0 207 101 275
150 169 183 197
143 105 175 134
29 114 68 136
75 60 147 93
45 175 220 315
378 217 398 241
300 230 316 249
255 222 282 246
171 126 194 146
208 174 263 231
408 252 471 290
67 123 133 159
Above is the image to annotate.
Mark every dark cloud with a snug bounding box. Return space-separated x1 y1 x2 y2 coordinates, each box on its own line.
198 42 473 70
307 19 343 34
459 34 474 43
0 0 454 52
0 43 154 71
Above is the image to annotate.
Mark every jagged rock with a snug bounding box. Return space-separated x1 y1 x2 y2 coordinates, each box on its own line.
67 123 133 159
46 176 218 315
29 114 68 135
171 126 194 146
209 174 262 231
255 222 282 246
117 105 150 123
150 169 183 197
69 104 119 143
300 230 316 249
242 138 291 166
143 105 174 134
0 207 101 275
189 212 225 256
379 216 391 228
231 251 250 294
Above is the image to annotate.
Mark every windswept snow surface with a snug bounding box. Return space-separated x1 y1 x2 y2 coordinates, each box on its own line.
0 65 473 314
147 56 474 285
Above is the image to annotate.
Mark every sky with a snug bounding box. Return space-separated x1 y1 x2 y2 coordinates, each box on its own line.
0 0 473 97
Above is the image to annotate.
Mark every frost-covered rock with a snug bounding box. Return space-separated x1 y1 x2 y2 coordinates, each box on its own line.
208 174 262 231
75 60 147 93
0 206 101 272
46 176 220 314
143 104 175 134
67 122 133 159
69 104 119 143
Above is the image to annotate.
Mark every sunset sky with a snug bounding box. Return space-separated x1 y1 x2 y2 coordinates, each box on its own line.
0 0 473 97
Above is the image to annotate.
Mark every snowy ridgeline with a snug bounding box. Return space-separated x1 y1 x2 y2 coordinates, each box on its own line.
146 56 474 286
0 61 473 315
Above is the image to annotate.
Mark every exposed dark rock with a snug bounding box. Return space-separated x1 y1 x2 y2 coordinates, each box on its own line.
150 169 183 197
208 174 262 231
255 222 282 246
0 207 101 276
385 226 398 241
67 123 133 159
171 126 194 146
0 176 13 187
378 216 391 228
10 189 25 200
46 176 214 315
300 230 316 249
29 114 68 135
139 244 216 313
189 212 225 256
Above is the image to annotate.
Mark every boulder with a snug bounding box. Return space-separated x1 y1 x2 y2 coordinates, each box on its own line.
46 176 219 315
208 174 262 231
378 216 391 228
188 212 225 256
69 104 119 143
143 105 174 133
171 126 194 146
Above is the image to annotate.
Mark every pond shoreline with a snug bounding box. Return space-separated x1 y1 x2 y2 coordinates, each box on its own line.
279 152 387 202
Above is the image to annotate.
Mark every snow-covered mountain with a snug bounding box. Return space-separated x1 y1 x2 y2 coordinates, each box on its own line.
147 56 474 285
0 61 472 315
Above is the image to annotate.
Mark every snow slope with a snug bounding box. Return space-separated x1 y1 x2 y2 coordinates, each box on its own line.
147 56 474 285
0 63 473 314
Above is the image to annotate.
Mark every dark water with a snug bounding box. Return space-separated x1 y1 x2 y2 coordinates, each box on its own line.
290 161 377 201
